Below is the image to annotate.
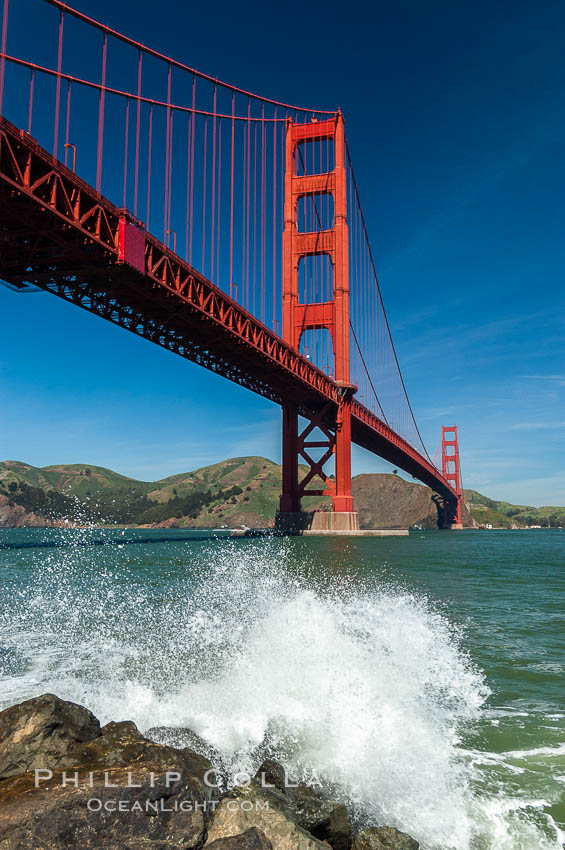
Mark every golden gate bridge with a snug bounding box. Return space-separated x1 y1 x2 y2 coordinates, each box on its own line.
0 0 463 531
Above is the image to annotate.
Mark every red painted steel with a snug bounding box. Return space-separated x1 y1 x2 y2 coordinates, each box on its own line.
0 0 435 466
0 114 460 519
441 425 462 525
117 216 145 273
0 0 464 529
280 114 355 514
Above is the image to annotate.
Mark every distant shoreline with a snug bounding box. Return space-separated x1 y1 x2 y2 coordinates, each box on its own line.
1 456 563 531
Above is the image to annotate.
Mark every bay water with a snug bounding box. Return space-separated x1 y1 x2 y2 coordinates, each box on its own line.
0 527 563 849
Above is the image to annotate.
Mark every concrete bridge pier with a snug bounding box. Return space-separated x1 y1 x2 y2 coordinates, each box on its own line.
275 510 408 536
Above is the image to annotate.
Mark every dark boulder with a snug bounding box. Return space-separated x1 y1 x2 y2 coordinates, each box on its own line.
283 784 350 850
207 769 350 850
205 781 331 850
253 761 351 850
0 695 217 849
146 724 224 768
0 693 101 779
66 718 213 783
254 758 287 793
352 826 420 850
205 826 273 849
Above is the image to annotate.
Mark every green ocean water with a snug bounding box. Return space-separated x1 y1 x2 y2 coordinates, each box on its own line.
0 527 563 849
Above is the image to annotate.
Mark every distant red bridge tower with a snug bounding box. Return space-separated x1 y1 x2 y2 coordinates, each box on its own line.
278 113 359 532
441 425 463 528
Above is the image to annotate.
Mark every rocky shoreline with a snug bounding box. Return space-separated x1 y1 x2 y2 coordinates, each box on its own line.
0 694 420 849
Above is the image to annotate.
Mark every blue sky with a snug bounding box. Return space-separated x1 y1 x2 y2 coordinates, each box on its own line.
1 0 564 506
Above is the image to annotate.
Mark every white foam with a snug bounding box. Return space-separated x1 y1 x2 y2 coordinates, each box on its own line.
1 536 564 850
501 743 565 759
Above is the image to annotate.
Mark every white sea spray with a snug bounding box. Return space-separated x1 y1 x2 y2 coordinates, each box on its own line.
0 533 563 850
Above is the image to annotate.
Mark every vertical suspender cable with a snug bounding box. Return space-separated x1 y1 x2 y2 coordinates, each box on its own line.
229 91 235 293
241 101 247 303
122 97 130 208
185 110 191 259
53 11 64 158
216 118 222 283
96 33 107 194
245 98 251 310
346 141 432 457
0 0 8 114
201 116 207 274
63 80 71 166
260 103 265 322
280 111 287 334
133 50 142 218
168 112 174 242
210 84 217 280
272 107 277 329
365 228 369 404
146 103 153 230
27 69 34 134
252 121 257 317
189 75 196 266
164 62 171 240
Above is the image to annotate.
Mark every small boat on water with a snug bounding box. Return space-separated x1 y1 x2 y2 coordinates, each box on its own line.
230 526 276 538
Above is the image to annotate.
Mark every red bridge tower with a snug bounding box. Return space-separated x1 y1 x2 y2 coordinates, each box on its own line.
277 113 359 532
441 425 463 528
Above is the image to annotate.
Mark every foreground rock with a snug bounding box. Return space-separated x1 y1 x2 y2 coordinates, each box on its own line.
205 786 329 850
206 828 273 849
0 693 100 779
146 724 225 768
204 764 351 850
352 827 419 850
0 698 214 849
0 694 420 850
253 761 351 850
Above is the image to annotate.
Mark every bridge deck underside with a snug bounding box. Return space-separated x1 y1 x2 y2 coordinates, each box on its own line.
0 117 456 505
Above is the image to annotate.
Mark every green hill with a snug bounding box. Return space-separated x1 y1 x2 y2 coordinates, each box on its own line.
0 460 150 498
0 457 327 529
464 489 565 528
509 506 565 527
464 502 521 528
1 459 562 529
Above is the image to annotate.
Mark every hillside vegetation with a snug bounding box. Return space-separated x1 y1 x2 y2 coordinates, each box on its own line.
464 489 565 528
0 458 561 529
0 457 326 529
